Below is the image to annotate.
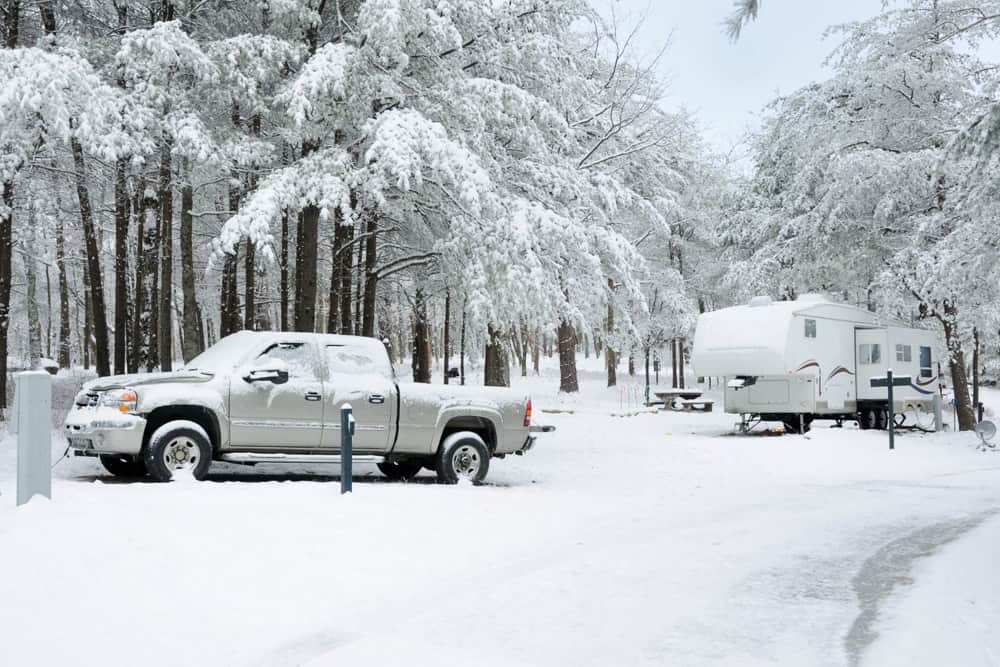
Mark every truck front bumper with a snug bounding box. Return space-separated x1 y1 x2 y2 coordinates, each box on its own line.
63 409 146 457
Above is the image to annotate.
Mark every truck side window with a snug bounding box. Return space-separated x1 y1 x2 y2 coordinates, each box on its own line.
895 344 911 363
256 343 318 379
919 346 933 378
326 345 394 379
804 319 817 338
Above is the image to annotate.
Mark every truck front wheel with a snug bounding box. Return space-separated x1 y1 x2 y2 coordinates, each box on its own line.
377 460 423 481
143 421 213 482
435 432 490 485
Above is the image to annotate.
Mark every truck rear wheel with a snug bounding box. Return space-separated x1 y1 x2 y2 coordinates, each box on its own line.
99 454 147 478
435 432 490 485
377 460 423 481
143 421 212 482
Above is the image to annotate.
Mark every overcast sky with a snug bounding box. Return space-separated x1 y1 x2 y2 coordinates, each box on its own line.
605 0 880 149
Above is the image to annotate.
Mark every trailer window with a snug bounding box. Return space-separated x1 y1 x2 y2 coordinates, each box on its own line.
895 344 912 363
804 319 817 339
919 346 933 378
859 343 881 365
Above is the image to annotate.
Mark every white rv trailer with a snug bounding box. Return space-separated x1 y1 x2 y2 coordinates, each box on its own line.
691 295 938 432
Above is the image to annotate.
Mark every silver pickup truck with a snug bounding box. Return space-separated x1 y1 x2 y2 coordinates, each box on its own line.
64 331 551 484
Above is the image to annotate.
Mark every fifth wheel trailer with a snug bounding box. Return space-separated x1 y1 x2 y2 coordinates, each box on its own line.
691 295 938 432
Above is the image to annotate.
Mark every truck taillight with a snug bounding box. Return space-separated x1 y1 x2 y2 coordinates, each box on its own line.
524 399 532 427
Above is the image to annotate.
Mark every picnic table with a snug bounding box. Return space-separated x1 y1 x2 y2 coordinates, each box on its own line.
654 389 713 412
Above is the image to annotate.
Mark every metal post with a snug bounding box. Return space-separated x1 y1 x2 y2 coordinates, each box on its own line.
933 393 943 432
887 369 895 451
14 371 52 506
340 403 355 494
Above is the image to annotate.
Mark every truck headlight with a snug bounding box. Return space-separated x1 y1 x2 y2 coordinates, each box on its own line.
99 388 138 414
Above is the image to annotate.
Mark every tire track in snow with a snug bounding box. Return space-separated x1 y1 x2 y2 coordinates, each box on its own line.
845 510 1000 667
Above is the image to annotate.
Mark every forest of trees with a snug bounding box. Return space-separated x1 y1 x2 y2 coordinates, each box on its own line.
2 0 1000 431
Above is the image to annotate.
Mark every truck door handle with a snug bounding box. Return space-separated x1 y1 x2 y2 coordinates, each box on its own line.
368 394 385 404
304 392 322 402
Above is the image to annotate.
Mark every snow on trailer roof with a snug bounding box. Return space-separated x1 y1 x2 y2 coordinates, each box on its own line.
691 295 885 377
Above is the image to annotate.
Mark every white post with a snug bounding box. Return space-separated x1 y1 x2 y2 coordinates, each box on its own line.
932 393 943 432
14 371 52 506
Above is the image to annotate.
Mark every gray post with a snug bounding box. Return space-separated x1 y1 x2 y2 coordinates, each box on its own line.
340 403 355 494
14 371 52 506
887 369 895 451
933 393 943 432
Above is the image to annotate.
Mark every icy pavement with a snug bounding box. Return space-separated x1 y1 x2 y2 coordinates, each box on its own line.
1 374 999 666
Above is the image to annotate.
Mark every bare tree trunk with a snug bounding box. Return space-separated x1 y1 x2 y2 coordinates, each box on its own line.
973 327 980 421
44 261 51 359
243 241 255 330
70 135 111 376
459 304 466 386
412 288 431 383
0 181 13 412
942 311 975 431
532 330 540 375
279 209 289 331
138 188 160 371
129 179 144 373
25 249 41 367
484 324 510 387
443 290 451 384
353 237 363 335
607 279 616 387
557 320 579 393
113 157 130 373
83 263 92 369
678 337 686 389
671 338 678 388
362 214 377 337
339 222 354 335
158 138 174 371
180 159 202 361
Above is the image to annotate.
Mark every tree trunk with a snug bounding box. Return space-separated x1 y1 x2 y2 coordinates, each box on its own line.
220 244 240 337
459 304 466 386
280 210 289 331
671 338 678 388
339 222 354 335
484 324 510 387
532 331 540 375
157 138 173 371
607 279 616 387
83 261 92 369
180 159 202 361
244 241 255 330
557 320 579 393
138 188 160 371
113 156 130 374
129 180 144 373
70 135 110 376
296 205 319 331
443 290 451 384
973 327 980 422
362 214 377 337
411 288 431 383
25 250 41 367
0 181 12 412
942 314 975 431
678 338 686 389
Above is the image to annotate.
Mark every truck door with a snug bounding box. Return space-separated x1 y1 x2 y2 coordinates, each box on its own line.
229 340 325 448
321 344 394 452
855 328 889 402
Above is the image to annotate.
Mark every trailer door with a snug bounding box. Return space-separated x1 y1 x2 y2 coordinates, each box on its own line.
855 328 889 401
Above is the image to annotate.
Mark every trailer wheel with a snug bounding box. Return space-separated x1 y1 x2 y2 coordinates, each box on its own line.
859 409 878 430
874 409 889 430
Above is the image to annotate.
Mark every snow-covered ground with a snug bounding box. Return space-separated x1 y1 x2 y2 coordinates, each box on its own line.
1 360 999 666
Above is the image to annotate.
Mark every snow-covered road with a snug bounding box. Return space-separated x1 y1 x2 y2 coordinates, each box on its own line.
1 375 999 666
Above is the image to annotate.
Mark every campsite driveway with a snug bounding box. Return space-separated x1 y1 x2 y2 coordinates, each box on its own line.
1 384 999 666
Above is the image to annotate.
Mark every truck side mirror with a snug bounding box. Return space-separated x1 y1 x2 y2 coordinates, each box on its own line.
243 369 290 385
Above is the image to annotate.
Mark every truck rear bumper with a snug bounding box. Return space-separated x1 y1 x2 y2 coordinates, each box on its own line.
63 409 146 456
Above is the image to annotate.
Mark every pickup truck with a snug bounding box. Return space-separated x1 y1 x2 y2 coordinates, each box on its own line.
64 331 552 484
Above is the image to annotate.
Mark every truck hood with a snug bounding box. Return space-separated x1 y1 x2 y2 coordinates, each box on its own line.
85 370 214 391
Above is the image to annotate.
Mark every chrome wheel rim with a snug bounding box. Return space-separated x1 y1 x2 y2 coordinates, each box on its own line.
162 437 199 472
451 444 481 479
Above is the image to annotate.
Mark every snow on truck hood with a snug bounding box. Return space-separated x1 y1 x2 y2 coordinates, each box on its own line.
85 370 213 391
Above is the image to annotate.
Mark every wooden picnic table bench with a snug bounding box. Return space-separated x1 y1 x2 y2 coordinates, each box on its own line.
654 389 707 412
679 398 715 413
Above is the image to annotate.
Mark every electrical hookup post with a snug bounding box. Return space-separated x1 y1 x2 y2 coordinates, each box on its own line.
12 371 53 506
870 369 911 451
340 404 356 495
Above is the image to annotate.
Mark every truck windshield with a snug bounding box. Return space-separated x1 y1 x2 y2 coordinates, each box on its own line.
184 331 258 373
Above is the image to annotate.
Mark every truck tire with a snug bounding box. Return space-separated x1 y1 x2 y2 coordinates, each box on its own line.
99 454 147 478
377 460 423 481
435 432 490 485
143 420 213 482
